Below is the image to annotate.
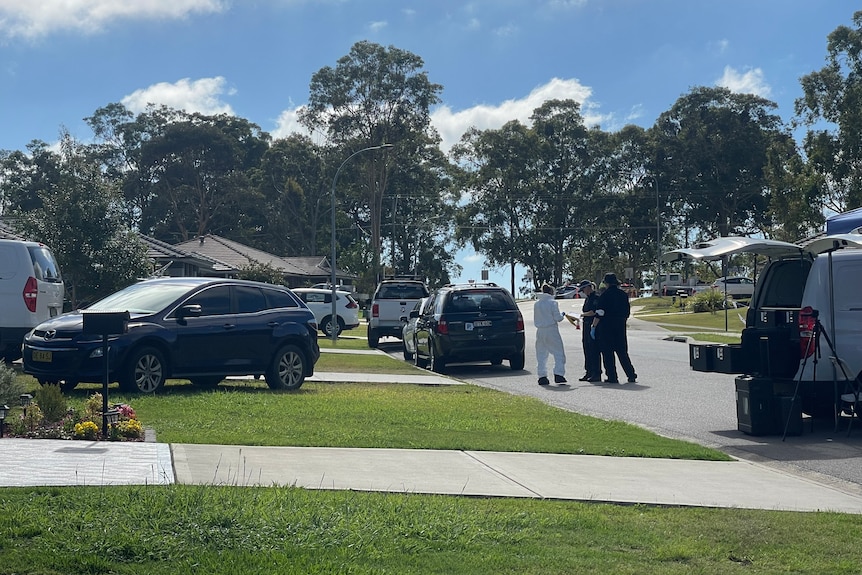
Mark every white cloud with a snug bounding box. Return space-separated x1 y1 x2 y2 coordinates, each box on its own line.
368 20 387 33
431 77 597 151
121 77 235 116
716 65 772 98
269 77 602 152
0 0 226 39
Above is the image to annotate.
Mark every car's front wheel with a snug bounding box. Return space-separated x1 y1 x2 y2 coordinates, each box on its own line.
265 344 306 390
402 338 414 361
119 346 166 393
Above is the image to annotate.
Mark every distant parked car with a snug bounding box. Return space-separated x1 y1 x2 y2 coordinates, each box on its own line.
401 297 431 360
554 285 579 299
293 287 360 337
413 283 525 373
23 277 320 393
711 276 754 298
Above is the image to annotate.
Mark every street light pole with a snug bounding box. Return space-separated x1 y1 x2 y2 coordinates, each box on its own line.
330 143 393 343
655 177 661 298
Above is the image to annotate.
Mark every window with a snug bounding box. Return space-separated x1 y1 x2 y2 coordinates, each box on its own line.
264 288 299 310
186 286 232 316
236 286 267 314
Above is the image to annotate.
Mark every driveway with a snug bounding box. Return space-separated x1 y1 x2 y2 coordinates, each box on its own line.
386 301 862 494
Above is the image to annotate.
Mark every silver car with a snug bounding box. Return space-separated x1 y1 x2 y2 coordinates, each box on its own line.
402 297 430 360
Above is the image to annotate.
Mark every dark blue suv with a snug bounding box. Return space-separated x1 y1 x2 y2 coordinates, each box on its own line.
23 277 320 393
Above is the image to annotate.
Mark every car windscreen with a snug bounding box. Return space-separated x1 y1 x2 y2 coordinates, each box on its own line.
88 282 197 314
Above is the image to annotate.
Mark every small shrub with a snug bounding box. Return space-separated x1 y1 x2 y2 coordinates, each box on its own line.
0 364 27 406
85 393 104 421
690 290 725 313
35 384 67 423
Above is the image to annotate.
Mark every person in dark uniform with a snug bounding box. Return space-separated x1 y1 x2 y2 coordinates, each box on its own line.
591 272 637 384
576 280 602 382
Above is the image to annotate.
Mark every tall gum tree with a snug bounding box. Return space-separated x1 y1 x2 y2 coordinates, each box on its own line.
300 41 443 283
796 10 862 213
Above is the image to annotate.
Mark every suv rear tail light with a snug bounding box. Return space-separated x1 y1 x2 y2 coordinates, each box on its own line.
435 317 449 335
346 299 358 309
516 312 525 332
371 303 379 317
23 276 38 313
798 306 817 359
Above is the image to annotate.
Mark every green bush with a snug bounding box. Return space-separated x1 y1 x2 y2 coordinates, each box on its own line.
689 289 725 313
0 364 27 406
35 384 67 423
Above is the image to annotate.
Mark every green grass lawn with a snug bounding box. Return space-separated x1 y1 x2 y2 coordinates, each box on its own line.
4 350 858 574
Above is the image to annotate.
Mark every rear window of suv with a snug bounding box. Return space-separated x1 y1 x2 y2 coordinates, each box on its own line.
376 283 429 299
443 289 515 313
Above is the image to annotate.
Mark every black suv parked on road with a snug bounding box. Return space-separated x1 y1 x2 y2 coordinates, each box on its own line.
412 283 525 373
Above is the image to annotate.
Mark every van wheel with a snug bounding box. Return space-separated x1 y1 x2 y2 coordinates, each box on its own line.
265 344 306 390
119 346 166 393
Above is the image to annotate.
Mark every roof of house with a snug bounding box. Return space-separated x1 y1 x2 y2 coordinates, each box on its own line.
172 234 353 278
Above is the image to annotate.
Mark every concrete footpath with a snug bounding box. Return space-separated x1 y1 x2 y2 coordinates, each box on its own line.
4 437 862 513
2 367 862 513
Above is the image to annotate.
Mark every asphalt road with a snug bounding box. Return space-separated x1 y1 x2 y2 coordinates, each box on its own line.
382 300 862 495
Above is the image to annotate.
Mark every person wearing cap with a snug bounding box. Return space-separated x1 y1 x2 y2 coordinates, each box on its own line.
533 283 567 386
576 280 602 382
591 272 638 384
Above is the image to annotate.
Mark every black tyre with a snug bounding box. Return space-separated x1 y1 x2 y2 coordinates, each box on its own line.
489 357 503 366
510 351 526 371
322 316 344 338
265 344 306 390
402 339 414 361
429 342 445 374
367 328 379 348
190 376 224 388
119 346 166 393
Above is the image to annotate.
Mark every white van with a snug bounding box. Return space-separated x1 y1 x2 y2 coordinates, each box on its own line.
0 240 65 362
666 232 862 428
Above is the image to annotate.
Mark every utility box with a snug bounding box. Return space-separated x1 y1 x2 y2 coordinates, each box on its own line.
735 376 777 436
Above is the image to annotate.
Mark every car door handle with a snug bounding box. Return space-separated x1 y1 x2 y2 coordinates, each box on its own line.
222 324 236 330
267 321 279 327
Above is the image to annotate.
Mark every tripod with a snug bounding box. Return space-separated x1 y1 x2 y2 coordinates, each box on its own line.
784 309 856 440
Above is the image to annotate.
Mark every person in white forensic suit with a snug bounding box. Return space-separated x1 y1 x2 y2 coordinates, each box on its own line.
533 283 568 386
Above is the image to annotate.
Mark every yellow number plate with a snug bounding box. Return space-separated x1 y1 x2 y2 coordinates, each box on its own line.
32 350 52 362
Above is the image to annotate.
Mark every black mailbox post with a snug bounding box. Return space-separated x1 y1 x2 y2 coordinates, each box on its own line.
82 311 129 439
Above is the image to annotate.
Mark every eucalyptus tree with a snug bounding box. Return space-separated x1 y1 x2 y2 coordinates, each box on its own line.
299 41 443 282
652 86 789 239
453 100 607 289
3 132 149 307
796 10 862 213
252 134 329 257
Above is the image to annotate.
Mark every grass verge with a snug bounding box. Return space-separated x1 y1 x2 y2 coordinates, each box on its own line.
1 484 860 574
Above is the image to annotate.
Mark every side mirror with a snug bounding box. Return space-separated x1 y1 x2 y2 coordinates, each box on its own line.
409 309 420 319
177 304 202 320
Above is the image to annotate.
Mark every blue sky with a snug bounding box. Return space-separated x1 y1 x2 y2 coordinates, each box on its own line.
0 0 855 290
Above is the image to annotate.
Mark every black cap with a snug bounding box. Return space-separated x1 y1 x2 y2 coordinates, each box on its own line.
603 273 620 285
577 280 593 292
